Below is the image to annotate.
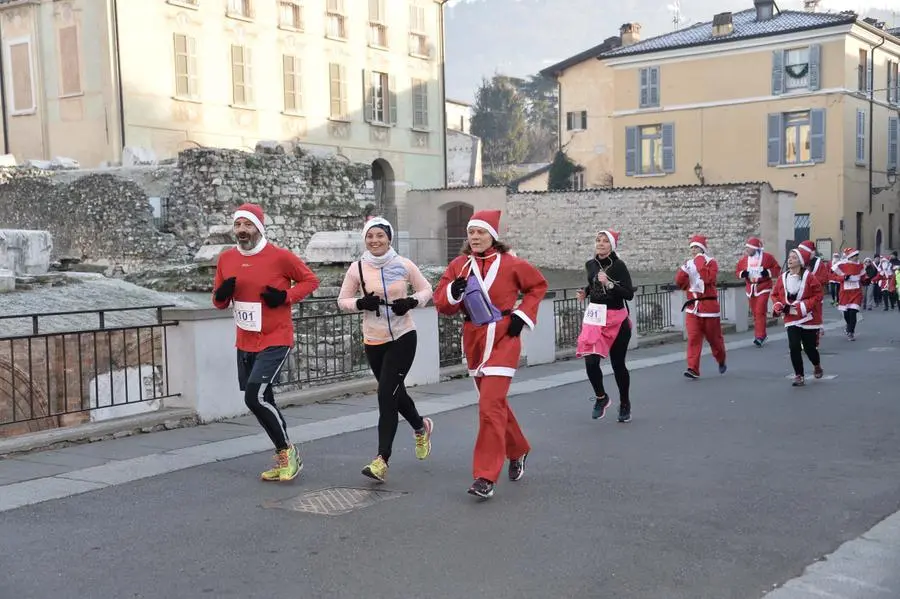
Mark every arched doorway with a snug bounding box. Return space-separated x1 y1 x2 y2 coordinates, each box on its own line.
875 228 883 256
445 203 473 262
372 159 397 247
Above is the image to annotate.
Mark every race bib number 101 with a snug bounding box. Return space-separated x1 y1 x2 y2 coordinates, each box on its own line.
233 301 262 332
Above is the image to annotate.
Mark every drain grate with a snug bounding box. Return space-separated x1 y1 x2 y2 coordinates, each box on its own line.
263 487 407 516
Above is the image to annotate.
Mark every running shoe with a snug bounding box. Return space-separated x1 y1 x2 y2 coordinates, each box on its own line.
792 375 805 387
415 417 434 460
362 456 388 483
467 478 495 499
683 368 700 379
260 451 286 482
813 365 824 379
508 453 528 481
592 395 611 420
618 405 632 423
279 444 302 482
718 363 728 374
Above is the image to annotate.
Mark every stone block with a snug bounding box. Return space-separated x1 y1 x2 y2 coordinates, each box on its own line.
304 231 364 264
0 268 14 293
122 146 158 167
193 244 231 264
205 225 234 245
0 154 17 167
0 229 53 275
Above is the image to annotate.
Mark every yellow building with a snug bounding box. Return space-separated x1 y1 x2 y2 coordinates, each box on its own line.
546 0 900 257
0 0 449 230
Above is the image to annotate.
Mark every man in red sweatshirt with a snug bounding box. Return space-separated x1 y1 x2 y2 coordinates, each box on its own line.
212 203 319 482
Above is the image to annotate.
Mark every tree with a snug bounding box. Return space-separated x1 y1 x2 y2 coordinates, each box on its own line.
547 150 579 191
516 74 559 163
471 76 529 175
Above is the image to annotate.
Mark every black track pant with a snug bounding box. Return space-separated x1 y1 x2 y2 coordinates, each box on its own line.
364 331 424 462
843 309 859 334
787 327 820 376
584 320 632 408
237 346 292 451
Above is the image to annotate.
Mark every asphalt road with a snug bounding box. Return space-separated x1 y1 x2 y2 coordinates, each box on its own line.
2 311 899 599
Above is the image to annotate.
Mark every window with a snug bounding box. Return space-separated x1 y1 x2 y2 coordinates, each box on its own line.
412 78 428 128
566 111 587 131
282 55 302 113
856 109 866 165
227 0 253 18
889 116 899 172
639 67 659 108
570 170 585 191
326 0 346 40
888 60 899 105
364 70 396 125
767 109 826 166
858 49 868 92
279 1 303 30
328 62 347 119
793 214 811 243
173 34 199 99
368 0 387 48
856 211 863 250
57 26 82 97
625 123 675 176
890 213 895 250
772 45 820 94
409 5 428 57
230 45 253 106
5 39 35 114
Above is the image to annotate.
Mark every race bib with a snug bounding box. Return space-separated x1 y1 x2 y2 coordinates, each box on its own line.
843 280 859 290
583 303 608 327
748 266 763 281
233 301 262 332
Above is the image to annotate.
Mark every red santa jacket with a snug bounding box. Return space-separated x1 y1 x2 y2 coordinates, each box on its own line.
213 241 320 352
808 257 831 289
831 260 865 311
675 254 721 317
434 251 547 378
771 270 823 328
735 251 781 297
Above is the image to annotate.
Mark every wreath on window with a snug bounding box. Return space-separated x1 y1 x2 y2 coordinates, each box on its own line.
785 63 810 80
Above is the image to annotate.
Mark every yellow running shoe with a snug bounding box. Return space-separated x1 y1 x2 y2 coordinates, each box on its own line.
279 444 302 482
361 456 388 482
260 450 288 482
415 417 434 460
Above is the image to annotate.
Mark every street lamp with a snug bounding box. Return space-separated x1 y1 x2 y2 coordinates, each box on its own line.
693 162 705 185
872 167 898 195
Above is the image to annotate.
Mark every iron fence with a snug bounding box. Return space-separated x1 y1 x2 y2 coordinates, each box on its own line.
277 308 369 389
0 306 178 435
438 313 465 368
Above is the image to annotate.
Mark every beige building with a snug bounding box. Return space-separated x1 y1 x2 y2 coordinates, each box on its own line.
545 0 900 257
445 97 470 133
0 0 449 231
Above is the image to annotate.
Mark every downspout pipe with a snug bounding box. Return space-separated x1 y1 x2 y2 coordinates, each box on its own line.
112 0 126 157
439 0 449 188
869 34 886 214
0 13 9 155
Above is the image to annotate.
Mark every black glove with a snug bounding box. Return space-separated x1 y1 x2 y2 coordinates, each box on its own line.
844 274 852 281
787 293 797 302
390 297 418 316
450 278 467 301
740 270 749 279
760 269 770 278
356 292 381 312
260 285 287 308
507 314 526 337
214 277 236 303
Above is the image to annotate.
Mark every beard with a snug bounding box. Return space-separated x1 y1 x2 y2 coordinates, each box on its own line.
237 233 260 251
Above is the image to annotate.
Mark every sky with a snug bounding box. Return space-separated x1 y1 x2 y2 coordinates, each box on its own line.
443 0 900 103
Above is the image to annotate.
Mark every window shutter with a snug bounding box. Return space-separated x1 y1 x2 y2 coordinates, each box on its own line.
649 67 660 107
639 69 648 108
389 74 398 124
580 110 587 129
810 108 826 163
866 58 873 94
340 65 347 117
363 69 373 122
807 44 821 91
662 123 675 173
771 50 784 95
625 126 638 176
245 47 253 104
767 113 783 166
565 112 572 131
856 109 866 165
188 37 198 97
889 116 899 171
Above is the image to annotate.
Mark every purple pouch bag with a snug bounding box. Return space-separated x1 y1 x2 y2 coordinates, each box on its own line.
463 275 503 325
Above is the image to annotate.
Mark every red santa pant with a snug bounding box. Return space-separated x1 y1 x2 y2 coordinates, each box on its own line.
749 293 770 339
473 376 530 483
686 314 727 374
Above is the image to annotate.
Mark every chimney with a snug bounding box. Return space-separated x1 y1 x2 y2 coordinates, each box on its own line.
754 0 775 21
620 23 642 46
712 12 734 37
802 0 820 12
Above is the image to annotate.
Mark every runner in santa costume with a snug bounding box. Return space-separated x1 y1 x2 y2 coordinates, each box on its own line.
831 247 865 340
213 203 320 481
734 236 781 346
795 240 830 347
771 247 824 386
434 209 548 500
674 235 727 379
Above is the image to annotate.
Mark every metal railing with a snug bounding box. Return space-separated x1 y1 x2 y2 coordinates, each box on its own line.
438 313 465 368
0 306 178 435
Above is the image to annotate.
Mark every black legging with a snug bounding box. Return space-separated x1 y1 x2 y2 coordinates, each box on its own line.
843 308 858 334
787 327 820 376
829 282 839 302
364 330 424 462
584 320 631 407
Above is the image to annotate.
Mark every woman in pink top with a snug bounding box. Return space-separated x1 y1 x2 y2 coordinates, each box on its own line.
338 217 434 483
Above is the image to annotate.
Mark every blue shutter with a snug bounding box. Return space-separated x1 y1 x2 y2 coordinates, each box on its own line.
767 113 783 166
810 109 826 163
856 110 866 165
866 58 873 94
889 116 899 171
662 123 675 173
625 126 638 176
808 44 821 91
649 67 660 107
639 69 648 108
772 50 784 95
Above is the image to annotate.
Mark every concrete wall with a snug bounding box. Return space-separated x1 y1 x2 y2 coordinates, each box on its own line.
446 129 482 188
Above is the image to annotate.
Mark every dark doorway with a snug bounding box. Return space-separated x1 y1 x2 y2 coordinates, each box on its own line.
875 228 882 257
446 204 473 262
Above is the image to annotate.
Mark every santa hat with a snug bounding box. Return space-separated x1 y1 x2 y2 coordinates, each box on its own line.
362 215 393 241
843 247 859 259
467 210 501 240
745 237 763 251
233 203 265 235
598 229 620 252
689 234 708 253
790 248 807 267
796 240 816 257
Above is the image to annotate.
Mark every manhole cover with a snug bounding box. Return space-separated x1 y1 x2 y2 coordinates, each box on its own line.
263 487 407 516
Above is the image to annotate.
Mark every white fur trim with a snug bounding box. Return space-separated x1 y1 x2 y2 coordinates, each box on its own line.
237 237 268 256
467 219 499 240
512 309 535 331
479 366 516 377
689 241 707 253
598 230 617 252
446 282 463 305
799 301 808 317
234 209 265 234
745 243 762 250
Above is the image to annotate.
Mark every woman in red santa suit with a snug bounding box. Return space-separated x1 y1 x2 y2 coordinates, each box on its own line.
771 247 824 386
434 210 548 500
796 240 830 347
674 235 727 379
734 236 781 347
831 247 866 340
